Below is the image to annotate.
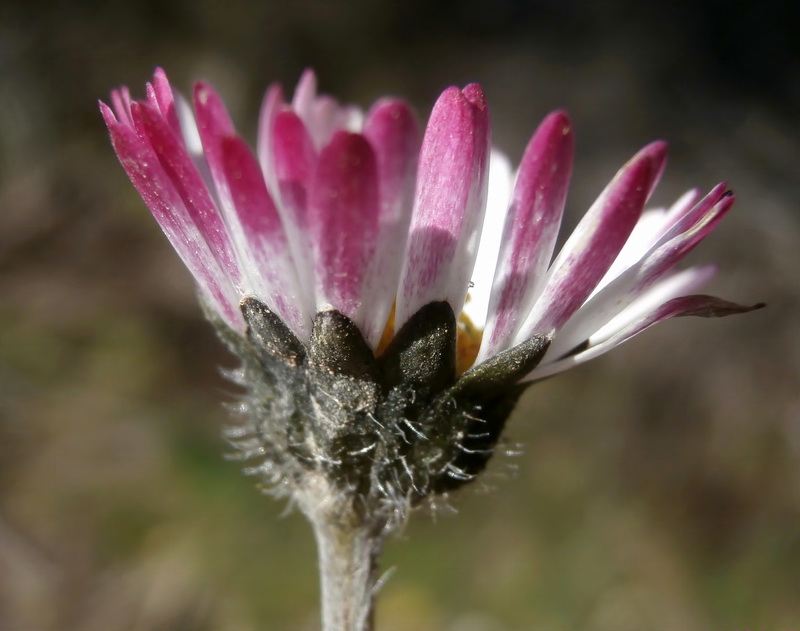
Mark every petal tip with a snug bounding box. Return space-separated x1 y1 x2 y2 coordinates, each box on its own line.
193 81 214 105
99 100 117 126
543 109 572 133
462 83 486 110
639 140 669 178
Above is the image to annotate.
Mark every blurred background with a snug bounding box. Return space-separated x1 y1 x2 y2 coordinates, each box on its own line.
1 0 798 629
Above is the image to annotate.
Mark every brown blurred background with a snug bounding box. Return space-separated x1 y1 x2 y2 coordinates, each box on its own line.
1 1 798 629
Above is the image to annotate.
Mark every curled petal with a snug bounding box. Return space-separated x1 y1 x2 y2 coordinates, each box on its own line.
597 187 703 291
548 191 736 357
516 141 667 341
587 264 717 347
528 295 764 381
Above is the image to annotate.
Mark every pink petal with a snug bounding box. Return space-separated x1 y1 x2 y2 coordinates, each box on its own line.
364 99 419 222
257 82 285 198
130 101 244 293
360 99 421 347
308 131 380 322
150 67 182 138
99 99 119 126
396 84 491 328
102 109 242 329
657 182 729 245
110 86 133 127
271 110 318 229
597 188 703 289
587 264 717 346
653 188 703 241
220 137 284 249
290 70 363 149
193 81 237 200
479 110 574 359
308 95 362 149
516 141 667 340
220 136 311 338
291 68 318 124
194 83 314 338
641 140 668 200
547 192 735 357
269 110 320 309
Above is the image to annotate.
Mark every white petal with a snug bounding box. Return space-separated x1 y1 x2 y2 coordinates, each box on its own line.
461 149 513 328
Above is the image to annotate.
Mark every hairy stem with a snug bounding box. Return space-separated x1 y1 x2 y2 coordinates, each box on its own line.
311 514 384 631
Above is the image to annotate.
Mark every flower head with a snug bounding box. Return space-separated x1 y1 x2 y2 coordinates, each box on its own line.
102 69 760 520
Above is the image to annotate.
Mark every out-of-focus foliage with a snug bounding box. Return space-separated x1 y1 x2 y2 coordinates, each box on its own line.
1 1 797 629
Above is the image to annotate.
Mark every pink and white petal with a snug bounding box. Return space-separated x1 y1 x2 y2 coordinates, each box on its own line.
305 96 364 149
549 263 716 358
220 136 312 339
587 265 717 346
547 192 734 356
291 69 318 128
100 100 120 126
257 82 285 198
515 141 666 341
527 294 763 381
308 132 380 325
270 110 320 306
110 86 134 127
461 149 513 330
643 140 668 199
308 95 343 148
103 109 243 329
657 188 703 238
594 206 669 293
193 82 238 202
338 105 365 134
271 110 318 225
361 99 421 347
149 68 182 138
656 183 729 246
131 101 244 293
169 91 222 209
171 91 208 167
363 99 420 222
195 82 309 326
479 111 574 359
396 84 491 328
594 188 712 295
194 83 236 145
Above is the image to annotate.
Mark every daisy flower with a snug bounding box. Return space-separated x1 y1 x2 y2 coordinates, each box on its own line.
102 68 759 631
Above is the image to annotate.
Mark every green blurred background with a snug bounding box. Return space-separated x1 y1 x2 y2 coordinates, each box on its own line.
1 1 798 629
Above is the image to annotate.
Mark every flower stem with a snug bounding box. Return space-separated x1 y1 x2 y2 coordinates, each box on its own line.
311 513 384 631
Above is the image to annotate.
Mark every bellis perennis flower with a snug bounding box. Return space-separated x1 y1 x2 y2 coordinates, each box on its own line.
102 67 760 505
103 68 760 631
